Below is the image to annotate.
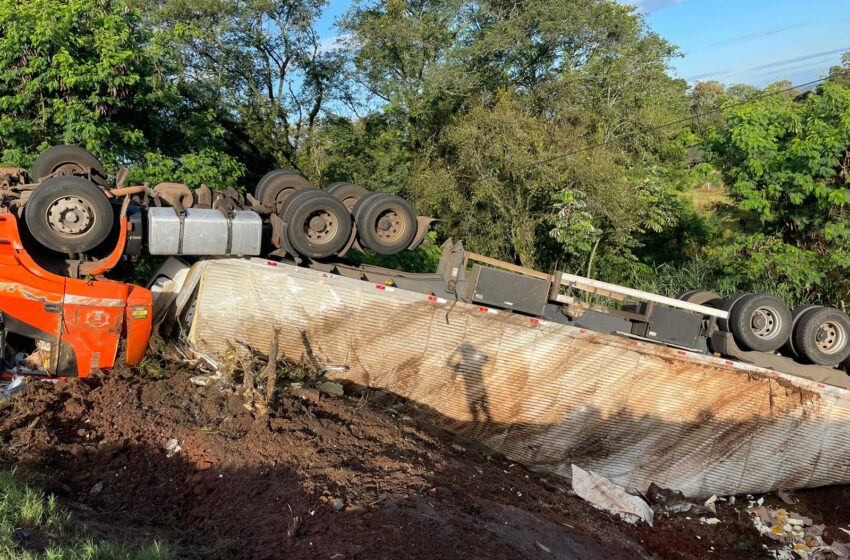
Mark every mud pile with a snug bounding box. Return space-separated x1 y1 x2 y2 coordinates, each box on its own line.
0 370 845 559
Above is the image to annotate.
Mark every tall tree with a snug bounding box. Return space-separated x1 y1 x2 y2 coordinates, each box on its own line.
703 65 850 302
141 0 339 177
336 0 689 270
0 0 244 187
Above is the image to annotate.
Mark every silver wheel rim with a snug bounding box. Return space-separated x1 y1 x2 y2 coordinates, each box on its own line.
304 209 338 246
46 196 95 237
816 321 847 355
750 306 783 340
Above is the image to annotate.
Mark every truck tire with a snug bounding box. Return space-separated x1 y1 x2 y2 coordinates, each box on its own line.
283 190 352 259
792 307 850 366
255 169 312 210
31 145 107 185
729 293 792 352
780 304 821 359
356 193 417 255
327 182 368 212
678 290 723 308
718 292 751 332
24 176 114 253
351 192 382 225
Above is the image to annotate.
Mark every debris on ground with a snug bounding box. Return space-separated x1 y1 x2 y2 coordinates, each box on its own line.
748 505 845 559
164 438 181 457
315 381 344 396
1 376 26 400
646 482 707 515
571 464 653 526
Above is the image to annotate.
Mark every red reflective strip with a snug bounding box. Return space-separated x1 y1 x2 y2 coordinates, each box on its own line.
579 329 587 334
375 285 386 290
677 351 686 356
529 318 540 324
725 360 734 366
428 295 437 302
266 261 278 267
478 307 488 312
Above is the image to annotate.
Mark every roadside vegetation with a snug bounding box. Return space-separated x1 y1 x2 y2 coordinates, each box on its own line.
0 469 175 559
0 0 849 305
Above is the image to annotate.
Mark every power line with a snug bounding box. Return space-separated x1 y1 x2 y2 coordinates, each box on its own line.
523 76 832 171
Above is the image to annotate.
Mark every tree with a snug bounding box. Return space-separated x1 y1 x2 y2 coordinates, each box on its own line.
703 73 850 302
141 0 340 178
0 0 243 188
330 0 691 272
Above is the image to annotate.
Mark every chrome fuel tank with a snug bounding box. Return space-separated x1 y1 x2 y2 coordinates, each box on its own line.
147 208 262 256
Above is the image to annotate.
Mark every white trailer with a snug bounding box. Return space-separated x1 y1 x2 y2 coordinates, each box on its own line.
154 247 850 498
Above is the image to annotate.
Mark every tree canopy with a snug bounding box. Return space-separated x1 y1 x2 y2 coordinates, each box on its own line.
1 0 849 304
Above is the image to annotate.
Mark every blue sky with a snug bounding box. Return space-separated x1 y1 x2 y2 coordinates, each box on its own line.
316 0 850 87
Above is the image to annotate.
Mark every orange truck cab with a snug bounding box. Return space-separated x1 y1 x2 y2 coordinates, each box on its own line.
0 212 151 378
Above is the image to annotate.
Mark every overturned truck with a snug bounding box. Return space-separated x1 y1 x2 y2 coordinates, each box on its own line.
155 243 850 499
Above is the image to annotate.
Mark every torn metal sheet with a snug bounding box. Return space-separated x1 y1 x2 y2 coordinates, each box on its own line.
182 258 850 498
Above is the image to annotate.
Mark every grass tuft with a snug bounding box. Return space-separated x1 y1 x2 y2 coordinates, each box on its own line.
0 469 177 559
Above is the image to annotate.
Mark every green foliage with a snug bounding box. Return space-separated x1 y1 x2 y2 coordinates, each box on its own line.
701 75 850 303
0 0 244 186
3 0 850 309
128 149 245 190
139 0 338 177
0 469 176 559
347 230 443 273
333 0 690 273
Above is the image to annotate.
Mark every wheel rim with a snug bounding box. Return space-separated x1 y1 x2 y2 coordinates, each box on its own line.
816 321 847 355
340 196 358 212
750 306 783 340
273 187 297 209
53 163 86 177
303 209 338 245
47 196 95 236
374 209 407 243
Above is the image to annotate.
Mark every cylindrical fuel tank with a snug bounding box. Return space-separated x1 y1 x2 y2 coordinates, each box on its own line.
147 207 262 256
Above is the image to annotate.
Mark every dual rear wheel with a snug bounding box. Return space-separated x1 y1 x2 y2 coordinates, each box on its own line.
717 293 850 366
256 172 418 259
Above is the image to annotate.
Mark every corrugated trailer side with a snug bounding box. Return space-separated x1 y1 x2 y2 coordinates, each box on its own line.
185 258 850 498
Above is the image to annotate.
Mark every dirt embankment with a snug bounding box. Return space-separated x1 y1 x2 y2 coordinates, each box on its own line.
1 370 847 559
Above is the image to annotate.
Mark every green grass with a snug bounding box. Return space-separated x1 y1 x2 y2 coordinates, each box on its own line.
0 469 176 560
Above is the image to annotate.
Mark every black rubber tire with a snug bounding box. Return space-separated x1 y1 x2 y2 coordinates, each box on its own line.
793 307 850 366
255 169 313 209
679 290 724 308
255 169 296 197
356 193 417 255
31 145 107 185
351 192 383 225
327 182 369 212
24 176 114 253
283 190 352 259
676 289 700 300
729 293 792 352
780 305 821 359
280 187 320 223
718 292 751 332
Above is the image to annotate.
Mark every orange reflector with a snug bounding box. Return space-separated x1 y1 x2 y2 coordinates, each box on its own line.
131 306 149 319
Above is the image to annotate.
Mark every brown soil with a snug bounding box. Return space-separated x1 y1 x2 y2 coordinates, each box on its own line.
0 369 846 559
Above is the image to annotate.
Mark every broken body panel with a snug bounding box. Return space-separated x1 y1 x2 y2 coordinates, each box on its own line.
170 256 850 499
0 214 151 377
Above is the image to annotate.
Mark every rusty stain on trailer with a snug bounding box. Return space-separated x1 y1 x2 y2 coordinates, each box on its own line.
184 258 850 499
